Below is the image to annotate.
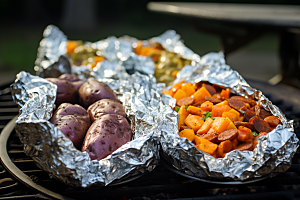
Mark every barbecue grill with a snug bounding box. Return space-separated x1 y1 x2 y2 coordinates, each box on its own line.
0 79 300 200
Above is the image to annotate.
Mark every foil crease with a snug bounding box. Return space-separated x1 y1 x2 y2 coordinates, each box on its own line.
35 25 68 76
150 30 201 63
160 52 299 181
11 71 164 187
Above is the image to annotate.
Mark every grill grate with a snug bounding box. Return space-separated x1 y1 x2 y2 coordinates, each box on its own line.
0 80 300 200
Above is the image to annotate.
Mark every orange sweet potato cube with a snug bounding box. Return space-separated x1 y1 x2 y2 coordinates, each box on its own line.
185 114 205 132
187 106 203 116
173 89 187 102
196 137 218 155
179 129 195 142
182 82 196 97
178 105 189 125
211 117 231 133
222 111 238 121
197 117 214 135
192 86 211 103
211 105 232 117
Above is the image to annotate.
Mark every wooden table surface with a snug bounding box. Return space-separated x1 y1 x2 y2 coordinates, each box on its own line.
147 2 300 28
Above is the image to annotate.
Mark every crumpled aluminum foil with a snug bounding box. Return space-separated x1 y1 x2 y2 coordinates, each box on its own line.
11 71 171 187
34 25 199 80
160 52 299 181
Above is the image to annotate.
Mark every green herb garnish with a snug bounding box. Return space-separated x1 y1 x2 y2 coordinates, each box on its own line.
175 106 180 112
185 105 189 110
239 110 245 114
202 111 212 121
212 117 222 119
252 131 259 137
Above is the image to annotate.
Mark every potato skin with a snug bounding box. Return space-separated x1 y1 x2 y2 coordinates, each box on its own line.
79 80 118 108
50 103 91 149
82 114 132 161
58 74 84 89
87 99 126 122
46 78 78 106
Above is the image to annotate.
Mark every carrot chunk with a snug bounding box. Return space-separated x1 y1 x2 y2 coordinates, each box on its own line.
192 86 211 103
185 114 204 132
197 117 214 135
179 129 195 142
196 137 218 155
211 117 231 133
66 40 78 54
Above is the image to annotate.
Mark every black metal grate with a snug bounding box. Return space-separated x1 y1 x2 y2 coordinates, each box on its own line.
0 80 300 200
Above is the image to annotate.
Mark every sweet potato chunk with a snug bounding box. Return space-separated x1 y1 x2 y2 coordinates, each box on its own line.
211 117 231 133
179 129 195 142
196 137 218 155
193 86 211 103
197 118 214 135
185 114 204 132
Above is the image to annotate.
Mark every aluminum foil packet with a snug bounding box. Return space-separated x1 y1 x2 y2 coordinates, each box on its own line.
34 25 200 83
10 70 172 187
159 52 299 181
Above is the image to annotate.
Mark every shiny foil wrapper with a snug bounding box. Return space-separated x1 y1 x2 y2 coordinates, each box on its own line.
11 71 167 187
34 25 199 83
160 52 299 181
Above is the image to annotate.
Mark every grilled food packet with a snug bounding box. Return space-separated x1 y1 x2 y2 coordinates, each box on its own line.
34 25 200 85
160 52 299 181
10 70 175 187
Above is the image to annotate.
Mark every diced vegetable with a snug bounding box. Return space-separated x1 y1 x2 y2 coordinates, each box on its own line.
173 89 187 102
192 86 211 103
197 117 214 135
187 106 203 116
211 117 231 133
196 137 218 155
179 129 195 142
178 105 189 126
185 114 204 132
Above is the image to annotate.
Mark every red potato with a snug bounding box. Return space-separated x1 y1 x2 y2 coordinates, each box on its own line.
82 114 132 161
87 99 126 122
46 78 79 106
58 74 80 82
49 103 91 149
58 74 84 89
79 79 118 108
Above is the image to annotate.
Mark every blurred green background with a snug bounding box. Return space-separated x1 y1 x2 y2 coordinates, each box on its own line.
0 0 299 84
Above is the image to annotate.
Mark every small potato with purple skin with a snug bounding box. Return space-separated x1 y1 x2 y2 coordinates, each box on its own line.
46 78 78 106
58 74 84 89
82 114 132 161
87 99 126 122
79 80 118 108
50 103 91 149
